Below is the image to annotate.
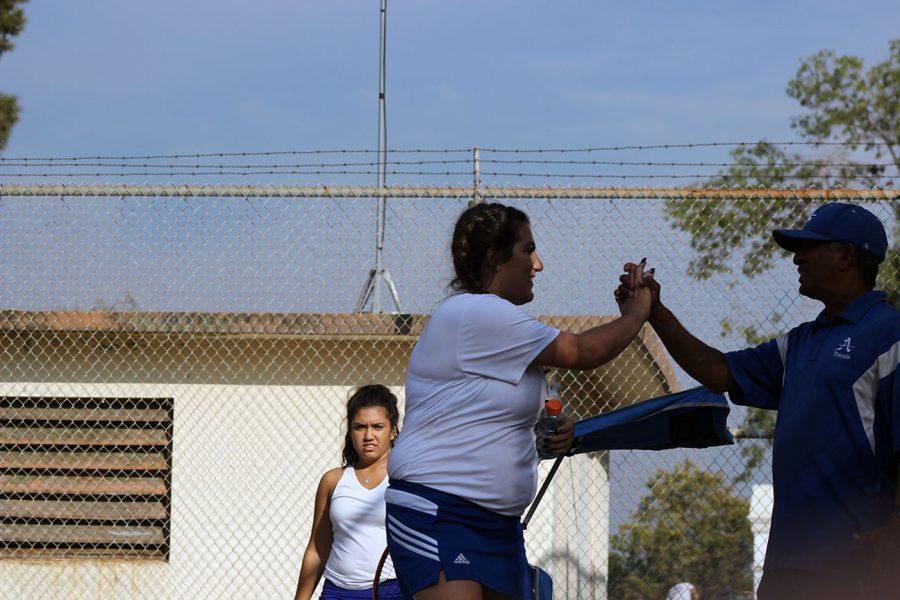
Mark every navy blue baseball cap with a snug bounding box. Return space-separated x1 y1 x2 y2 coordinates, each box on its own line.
772 202 888 263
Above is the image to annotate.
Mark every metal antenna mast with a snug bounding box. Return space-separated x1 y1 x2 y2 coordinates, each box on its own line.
356 0 402 313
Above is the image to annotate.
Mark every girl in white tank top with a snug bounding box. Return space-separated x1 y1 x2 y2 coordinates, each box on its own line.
322 467 394 588
294 385 401 600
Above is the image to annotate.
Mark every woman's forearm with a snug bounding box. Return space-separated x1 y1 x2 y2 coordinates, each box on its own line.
536 312 648 370
573 312 647 369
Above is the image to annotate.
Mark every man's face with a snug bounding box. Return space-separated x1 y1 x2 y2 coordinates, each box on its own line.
792 240 844 300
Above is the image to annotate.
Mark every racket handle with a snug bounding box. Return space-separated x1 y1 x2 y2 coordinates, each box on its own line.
372 546 390 600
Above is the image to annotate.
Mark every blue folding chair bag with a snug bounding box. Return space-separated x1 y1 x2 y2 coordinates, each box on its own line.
524 387 733 599
572 386 733 454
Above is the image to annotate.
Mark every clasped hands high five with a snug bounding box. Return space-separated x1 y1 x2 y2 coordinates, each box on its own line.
614 258 660 321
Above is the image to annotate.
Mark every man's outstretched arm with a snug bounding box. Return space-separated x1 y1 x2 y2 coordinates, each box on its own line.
648 302 735 393
617 263 735 393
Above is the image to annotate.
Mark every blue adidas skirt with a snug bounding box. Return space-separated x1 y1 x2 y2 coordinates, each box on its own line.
320 578 402 600
384 479 530 599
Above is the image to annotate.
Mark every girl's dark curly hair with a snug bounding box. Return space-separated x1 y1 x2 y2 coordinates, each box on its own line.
450 202 530 293
341 384 400 468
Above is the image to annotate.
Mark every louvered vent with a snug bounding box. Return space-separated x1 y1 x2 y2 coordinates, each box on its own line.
0 397 172 559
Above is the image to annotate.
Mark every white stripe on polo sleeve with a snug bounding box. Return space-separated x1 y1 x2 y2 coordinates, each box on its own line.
853 340 900 455
775 333 789 384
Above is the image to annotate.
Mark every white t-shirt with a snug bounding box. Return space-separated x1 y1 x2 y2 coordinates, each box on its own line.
388 293 560 516
323 468 395 589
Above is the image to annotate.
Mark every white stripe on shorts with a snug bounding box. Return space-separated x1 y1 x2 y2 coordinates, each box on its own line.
388 522 439 556
388 530 440 562
387 514 439 547
385 488 439 515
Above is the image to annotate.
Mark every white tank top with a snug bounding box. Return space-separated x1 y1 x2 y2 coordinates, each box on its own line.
322 467 395 589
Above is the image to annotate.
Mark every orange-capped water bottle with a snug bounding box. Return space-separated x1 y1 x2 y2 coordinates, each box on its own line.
536 384 564 459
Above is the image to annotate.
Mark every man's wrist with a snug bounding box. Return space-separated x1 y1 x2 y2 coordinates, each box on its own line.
648 302 670 327
620 310 646 330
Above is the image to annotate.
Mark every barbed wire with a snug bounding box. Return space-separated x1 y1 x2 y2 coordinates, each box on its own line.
479 141 896 153
2 170 895 180
481 171 896 180
0 159 472 169
1 158 894 170
0 170 459 177
0 149 475 162
482 159 896 169
0 141 894 163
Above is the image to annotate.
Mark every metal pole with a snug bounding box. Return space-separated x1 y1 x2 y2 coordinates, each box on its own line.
356 0 401 314
372 0 388 312
470 146 481 207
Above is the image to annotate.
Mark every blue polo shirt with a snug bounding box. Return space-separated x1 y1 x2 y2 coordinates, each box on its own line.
724 290 899 572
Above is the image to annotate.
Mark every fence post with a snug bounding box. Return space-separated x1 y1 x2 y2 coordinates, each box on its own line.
470 146 481 207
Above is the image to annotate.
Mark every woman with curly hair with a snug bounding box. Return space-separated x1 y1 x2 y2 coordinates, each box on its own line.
295 385 403 600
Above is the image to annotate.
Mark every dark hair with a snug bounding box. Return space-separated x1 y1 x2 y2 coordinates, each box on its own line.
858 250 880 289
341 384 400 468
827 241 880 289
450 202 530 293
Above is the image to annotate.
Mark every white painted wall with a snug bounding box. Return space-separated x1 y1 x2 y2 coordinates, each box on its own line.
0 379 609 600
0 380 359 599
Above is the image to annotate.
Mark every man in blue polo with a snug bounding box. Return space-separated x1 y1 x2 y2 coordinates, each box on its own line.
616 202 899 599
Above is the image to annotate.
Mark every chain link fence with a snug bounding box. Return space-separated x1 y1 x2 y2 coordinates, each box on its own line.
0 185 895 599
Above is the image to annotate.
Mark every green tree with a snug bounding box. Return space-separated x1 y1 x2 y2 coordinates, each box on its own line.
665 39 900 480
0 0 27 152
667 38 899 297
608 461 753 600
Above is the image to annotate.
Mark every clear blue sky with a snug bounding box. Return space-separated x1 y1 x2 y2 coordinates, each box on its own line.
1 1 897 164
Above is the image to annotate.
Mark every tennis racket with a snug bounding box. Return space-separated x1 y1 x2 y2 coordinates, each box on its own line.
372 546 393 600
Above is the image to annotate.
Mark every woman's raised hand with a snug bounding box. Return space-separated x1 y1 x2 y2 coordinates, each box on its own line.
614 258 657 320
